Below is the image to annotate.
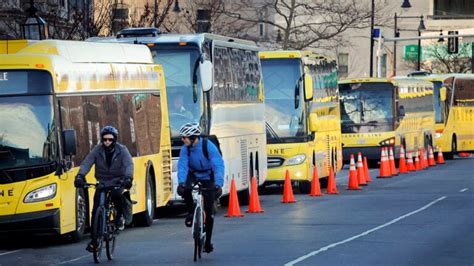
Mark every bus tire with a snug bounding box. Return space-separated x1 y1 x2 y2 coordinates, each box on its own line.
67 188 87 242
135 171 155 227
238 187 250 206
445 135 456 160
298 180 311 194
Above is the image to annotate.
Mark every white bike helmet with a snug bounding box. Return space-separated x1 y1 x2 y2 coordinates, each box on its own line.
179 122 201 137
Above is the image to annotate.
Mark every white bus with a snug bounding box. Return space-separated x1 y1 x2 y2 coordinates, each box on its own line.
93 28 267 204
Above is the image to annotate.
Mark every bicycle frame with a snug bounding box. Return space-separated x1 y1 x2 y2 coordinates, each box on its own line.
191 183 206 261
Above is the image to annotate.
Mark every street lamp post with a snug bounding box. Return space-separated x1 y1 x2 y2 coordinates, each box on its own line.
370 0 411 77
21 0 48 40
393 14 425 74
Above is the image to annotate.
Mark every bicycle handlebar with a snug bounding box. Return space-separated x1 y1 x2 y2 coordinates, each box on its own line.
83 181 124 190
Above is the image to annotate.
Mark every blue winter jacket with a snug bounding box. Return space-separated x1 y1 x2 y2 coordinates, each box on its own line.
177 137 224 187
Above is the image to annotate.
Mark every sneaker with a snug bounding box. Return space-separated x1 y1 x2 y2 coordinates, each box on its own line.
203 243 214 253
185 214 193 228
116 216 125 231
85 241 96 253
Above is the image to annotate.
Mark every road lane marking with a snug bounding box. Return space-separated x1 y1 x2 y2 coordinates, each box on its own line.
285 196 447 266
0 249 22 256
58 254 89 264
460 188 468 192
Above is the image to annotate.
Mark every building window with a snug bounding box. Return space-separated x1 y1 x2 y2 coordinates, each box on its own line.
338 53 349 78
259 23 264 37
433 0 474 19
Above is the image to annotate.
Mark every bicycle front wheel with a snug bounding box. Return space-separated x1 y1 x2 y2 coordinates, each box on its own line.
193 206 203 261
106 210 117 260
92 207 106 263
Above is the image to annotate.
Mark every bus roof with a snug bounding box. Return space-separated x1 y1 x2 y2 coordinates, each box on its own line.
16 40 153 64
259 50 325 59
339 77 393 84
0 40 37 54
90 33 259 51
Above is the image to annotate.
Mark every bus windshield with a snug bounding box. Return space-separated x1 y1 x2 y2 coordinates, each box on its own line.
261 58 305 141
0 95 55 181
150 46 202 137
339 82 394 133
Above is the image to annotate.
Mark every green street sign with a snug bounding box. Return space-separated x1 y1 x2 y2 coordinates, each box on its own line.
404 45 419 61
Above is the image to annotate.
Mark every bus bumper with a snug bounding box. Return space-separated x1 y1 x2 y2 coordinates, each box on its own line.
343 146 400 163
0 209 60 234
265 162 309 183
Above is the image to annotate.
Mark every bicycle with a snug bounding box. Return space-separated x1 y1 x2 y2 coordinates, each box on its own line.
191 182 212 262
84 181 123 264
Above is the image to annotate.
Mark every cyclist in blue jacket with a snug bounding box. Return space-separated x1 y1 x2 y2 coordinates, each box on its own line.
176 122 224 254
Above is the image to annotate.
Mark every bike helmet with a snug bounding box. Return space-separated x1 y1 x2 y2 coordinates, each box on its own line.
100 125 119 139
179 122 201 137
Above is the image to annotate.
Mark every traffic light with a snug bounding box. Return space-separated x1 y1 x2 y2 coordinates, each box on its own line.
448 31 459 54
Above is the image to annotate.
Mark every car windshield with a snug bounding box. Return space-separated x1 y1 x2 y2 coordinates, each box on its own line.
151 47 202 137
261 58 306 141
339 82 394 133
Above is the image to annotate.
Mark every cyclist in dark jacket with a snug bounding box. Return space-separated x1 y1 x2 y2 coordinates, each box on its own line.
176 122 224 254
74 126 133 252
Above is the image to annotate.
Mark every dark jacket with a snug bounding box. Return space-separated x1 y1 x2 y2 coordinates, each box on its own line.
78 143 134 185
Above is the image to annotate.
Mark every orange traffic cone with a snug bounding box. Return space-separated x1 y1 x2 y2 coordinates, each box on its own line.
347 154 361 190
398 145 408 174
357 152 367 186
225 179 244 217
420 148 427 169
406 151 415 171
281 170 296 203
459 152 472 157
326 166 339 194
389 147 397 176
437 146 445 164
428 146 436 167
378 147 391 178
363 156 372 183
414 150 421 171
247 176 264 213
309 166 323 197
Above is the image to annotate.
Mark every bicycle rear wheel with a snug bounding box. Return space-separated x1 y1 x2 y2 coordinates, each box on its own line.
93 207 105 263
106 210 117 260
193 206 203 261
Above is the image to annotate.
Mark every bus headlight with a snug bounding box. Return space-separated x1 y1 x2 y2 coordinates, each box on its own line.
286 154 306 165
379 137 395 146
24 184 57 203
435 132 442 139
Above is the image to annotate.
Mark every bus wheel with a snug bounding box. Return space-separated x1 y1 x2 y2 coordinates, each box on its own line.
135 172 156 226
237 187 250 206
445 136 457 160
67 188 87 242
298 181 311 194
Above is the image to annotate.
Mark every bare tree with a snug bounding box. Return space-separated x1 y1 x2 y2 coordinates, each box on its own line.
421 42 472 73
221 0 387 50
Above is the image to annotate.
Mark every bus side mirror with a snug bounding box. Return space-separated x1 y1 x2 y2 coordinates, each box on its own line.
439 87 447 101
200 60 213 92
62 129 77 156
309 113 319 132
398 105 406 118
304 74 313 101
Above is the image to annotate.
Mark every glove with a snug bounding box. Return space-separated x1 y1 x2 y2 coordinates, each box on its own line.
124 177 133 189
74 175 85 188
177 183 186 196
215 185 222 199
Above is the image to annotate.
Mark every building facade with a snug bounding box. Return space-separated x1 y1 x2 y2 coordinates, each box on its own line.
331 0 474 78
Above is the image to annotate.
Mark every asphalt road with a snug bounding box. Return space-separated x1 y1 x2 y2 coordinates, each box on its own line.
0 157 473 266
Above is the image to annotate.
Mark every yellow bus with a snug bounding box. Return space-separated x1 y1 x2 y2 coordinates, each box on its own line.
410 73 474 158
339 78 435 165
0 40 172 240
260 50 342 192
